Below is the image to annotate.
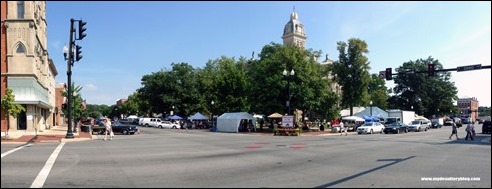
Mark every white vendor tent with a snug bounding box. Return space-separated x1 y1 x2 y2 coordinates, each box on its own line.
188 112 209 120
216 112 255 133
342 116 365 122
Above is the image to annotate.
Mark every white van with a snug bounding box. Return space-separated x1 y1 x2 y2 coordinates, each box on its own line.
139 117 161 127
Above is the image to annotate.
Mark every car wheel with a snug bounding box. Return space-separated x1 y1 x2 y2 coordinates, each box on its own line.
397 129 400 134
159 125 162 129
370 129 373 134
122 129 128 135
172 126 177 129
145 124 150 127
380 129 384 134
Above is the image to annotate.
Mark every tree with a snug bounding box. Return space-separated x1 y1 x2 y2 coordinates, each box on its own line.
61 82 85 129
122 92 141 116
215 56 250 113
249 42 339 121
368 74 389 110
332 38 371 116
1 88 26 139
391 56 457 118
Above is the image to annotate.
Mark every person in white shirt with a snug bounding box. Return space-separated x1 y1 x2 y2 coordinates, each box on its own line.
340 121 347 136
103 118 114 141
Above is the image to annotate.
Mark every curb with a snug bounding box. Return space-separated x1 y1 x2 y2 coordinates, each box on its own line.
480 137 491 144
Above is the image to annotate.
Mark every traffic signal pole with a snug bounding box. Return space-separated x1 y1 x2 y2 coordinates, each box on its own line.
383 64 491 80
65 18 87 138
66 18 75 139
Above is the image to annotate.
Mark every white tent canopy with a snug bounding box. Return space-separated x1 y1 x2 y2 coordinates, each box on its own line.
127 115 138 119
188 112 209 120
217 112 254 133
342 116 365 122
340 107 366 117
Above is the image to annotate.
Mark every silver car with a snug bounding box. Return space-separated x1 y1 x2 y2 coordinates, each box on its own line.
408 120 428 132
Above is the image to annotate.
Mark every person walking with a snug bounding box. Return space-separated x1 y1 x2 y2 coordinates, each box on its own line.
465 122 475 141
340 121 347 136
103 117 114 141
449 120 459 140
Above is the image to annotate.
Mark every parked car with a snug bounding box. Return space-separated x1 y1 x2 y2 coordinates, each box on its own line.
444 119 453 126
430 120 442 129
112 120 137 135
408 120 428 132
357 122 385 134
157 121 180 129
482 120 491 134
91 124 106 135
384 122 408 134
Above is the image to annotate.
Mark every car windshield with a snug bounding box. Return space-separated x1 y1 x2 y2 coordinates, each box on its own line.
411 121 421 125
388 123 400 127
363 122 373 126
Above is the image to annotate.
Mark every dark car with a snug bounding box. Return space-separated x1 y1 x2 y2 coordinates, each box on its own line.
384 122 408 134
482 120 491 134
431 121 442 129
111 120 137 135
91 124 106 135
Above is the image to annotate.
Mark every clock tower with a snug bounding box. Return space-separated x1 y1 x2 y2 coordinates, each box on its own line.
282 9 307 48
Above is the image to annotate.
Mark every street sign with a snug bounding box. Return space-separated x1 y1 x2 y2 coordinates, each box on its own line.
282 116 294 128
379 71 385 79
457 64 482 72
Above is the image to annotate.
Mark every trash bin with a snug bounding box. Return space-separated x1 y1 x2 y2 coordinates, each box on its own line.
81 125 90 132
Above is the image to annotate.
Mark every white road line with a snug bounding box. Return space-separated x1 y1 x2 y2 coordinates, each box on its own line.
30 142 65 188
1 143 33 159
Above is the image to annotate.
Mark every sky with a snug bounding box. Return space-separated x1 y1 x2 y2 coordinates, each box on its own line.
46 1 491 107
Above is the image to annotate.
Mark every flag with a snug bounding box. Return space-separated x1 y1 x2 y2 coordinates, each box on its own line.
82 99 86 110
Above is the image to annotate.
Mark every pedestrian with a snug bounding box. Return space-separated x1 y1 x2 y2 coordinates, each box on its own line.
103 117 114 141
465 122 475 141
340 121 347 136
449 120 459 140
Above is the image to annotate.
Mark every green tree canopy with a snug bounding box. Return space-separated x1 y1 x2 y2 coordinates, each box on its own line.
391 56 458 118
332 38 371 116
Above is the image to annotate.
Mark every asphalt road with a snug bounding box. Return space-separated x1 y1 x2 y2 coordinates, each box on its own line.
2 125 490 188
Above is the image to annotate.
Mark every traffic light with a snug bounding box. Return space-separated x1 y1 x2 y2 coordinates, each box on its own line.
75 45 83 61
78 20 87 40
385 68 392 80
428 63 435 76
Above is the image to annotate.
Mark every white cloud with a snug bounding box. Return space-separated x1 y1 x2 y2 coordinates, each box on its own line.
82 83 97 91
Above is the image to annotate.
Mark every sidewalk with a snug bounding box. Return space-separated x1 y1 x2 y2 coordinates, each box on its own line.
246 130 356 136
1 125 94 144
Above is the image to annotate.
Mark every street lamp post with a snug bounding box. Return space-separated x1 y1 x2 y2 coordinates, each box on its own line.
63 19 76 139
211 100 215 128
73 91 78 133
283 69 295 115
370 100 373 116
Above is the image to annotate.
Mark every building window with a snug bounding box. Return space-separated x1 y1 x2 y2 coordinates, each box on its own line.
16 43 26 54
17 1 25 19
